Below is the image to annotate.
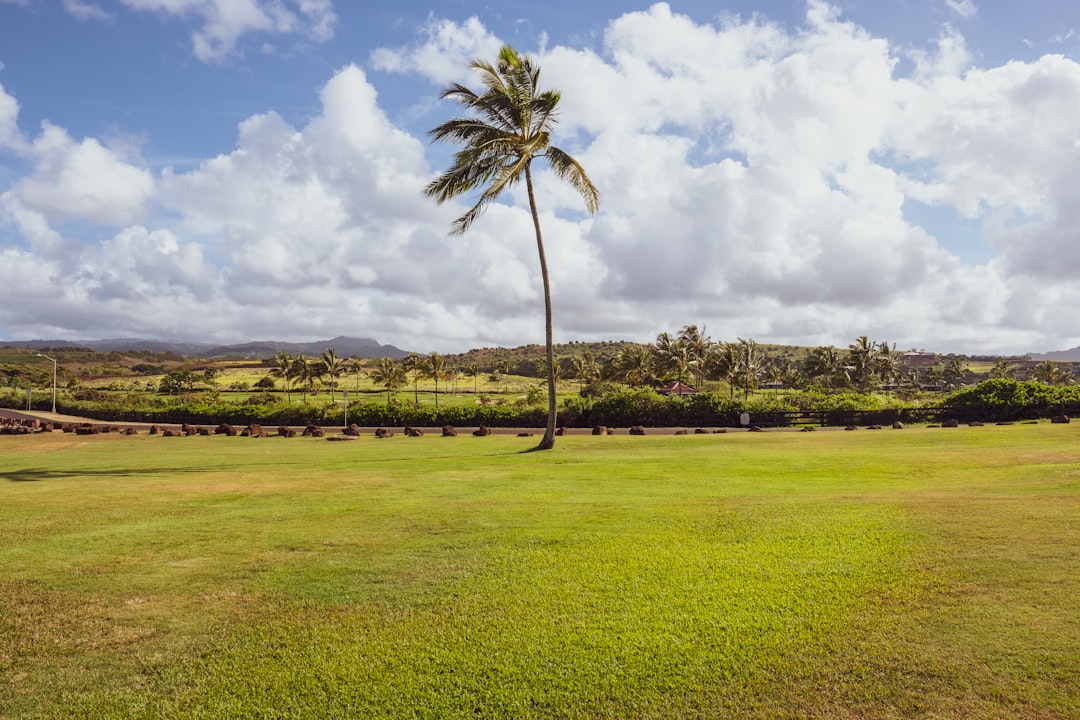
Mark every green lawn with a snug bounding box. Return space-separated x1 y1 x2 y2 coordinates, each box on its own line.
1 425 1078 718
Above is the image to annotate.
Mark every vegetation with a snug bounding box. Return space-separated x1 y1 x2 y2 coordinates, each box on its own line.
425 44 600 450
3 333 1078 427
2 425 1078 718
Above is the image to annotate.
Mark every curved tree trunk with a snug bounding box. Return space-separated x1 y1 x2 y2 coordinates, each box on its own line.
526 164 557 450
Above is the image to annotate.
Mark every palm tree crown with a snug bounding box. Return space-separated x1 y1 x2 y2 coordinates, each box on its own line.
426 44 599 450
425 45 599 234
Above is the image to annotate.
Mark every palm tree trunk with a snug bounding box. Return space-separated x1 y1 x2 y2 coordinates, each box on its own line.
526 164 557 450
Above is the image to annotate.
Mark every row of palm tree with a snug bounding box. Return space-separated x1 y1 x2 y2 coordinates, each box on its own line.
550 330 979 397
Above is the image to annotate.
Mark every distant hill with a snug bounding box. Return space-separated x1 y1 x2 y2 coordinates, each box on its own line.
1 336 409 360
1030 347 1080 362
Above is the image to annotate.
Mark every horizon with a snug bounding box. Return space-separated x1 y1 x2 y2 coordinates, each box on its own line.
3 333 1072 360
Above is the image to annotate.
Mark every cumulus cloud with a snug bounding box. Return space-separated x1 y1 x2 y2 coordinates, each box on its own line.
62 0 112 22
4 123 154 226
3 2 1080 354
118 0 337 61
370 15 503 85
945 0 977 21
0 81 25 152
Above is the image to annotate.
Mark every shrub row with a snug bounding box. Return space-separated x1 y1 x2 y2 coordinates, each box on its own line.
8 380 1079 427
939 379 1080 422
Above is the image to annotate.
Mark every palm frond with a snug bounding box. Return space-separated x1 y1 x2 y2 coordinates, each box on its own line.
427 43 599 233
544 146 600 214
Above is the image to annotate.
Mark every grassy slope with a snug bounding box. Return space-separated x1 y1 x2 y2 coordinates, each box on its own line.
1 426 1078 719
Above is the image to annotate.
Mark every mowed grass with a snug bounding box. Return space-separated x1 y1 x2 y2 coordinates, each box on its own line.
1 425 1078 719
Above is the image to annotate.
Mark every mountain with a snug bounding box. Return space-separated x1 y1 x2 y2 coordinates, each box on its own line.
1 336 409 360
202 336 408 360
1030 347 1080 362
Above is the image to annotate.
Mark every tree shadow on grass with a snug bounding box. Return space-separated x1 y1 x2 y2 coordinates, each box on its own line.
2 466 222 483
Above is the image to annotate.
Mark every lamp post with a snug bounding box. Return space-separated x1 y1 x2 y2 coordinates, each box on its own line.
36 353 57 413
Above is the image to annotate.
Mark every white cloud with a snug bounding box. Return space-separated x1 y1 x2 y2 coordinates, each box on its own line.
62 0 112 22
945 0 977 21
118 0 337 62
0 81 25 152
4 3 1080 355
370 15 503 85
5 123 154 226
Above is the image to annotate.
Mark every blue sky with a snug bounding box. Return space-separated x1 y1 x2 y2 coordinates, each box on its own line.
1 0 1079 354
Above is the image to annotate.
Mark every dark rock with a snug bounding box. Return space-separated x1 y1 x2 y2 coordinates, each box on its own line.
592 425 608 435
629 425 646 435
442 425 457 437
472 426 491 437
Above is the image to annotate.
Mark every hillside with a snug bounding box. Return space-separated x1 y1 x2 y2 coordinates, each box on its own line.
1 336 407 360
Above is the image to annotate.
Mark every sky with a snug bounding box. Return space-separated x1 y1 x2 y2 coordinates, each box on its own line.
1 0 1079 356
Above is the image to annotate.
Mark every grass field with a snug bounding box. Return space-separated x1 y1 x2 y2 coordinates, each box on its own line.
1 424 1078 718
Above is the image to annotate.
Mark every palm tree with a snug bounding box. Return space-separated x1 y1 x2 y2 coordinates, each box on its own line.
711 342 743 399
346 358 365 392
941 357 969 389
1030 360 1069 386
290 356 309 401
736 338 763 401
464 361 482 395
988 359 1018 380
654 332 694 389
616 346 657 388
570 351 597 394
678 324 711 388
847 336 876 392
270 351 295 403
426 44 600 451
370 357 406 404
427 352 446 409
321 348 345 403
302 358 325 400
403 352 422 405
497 359 513 394
874 342 902 395
803 346 844 389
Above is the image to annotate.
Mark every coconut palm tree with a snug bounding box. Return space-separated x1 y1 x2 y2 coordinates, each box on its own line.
425 44 600 451
290 356 309 401
846 336 876 392
874 342 902 395
370 357 406 404
988 359 1018 380
427 352 446 409
346 358 365 392
321 348 345 403
403 352 422 405
570 351 597 394
804 346 845 389
270 351 295 403
736 338 763 400
678 324 711 388
711 342 743 399
464 361 481 395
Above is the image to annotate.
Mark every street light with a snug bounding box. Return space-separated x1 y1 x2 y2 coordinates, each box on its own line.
35 353 57 414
